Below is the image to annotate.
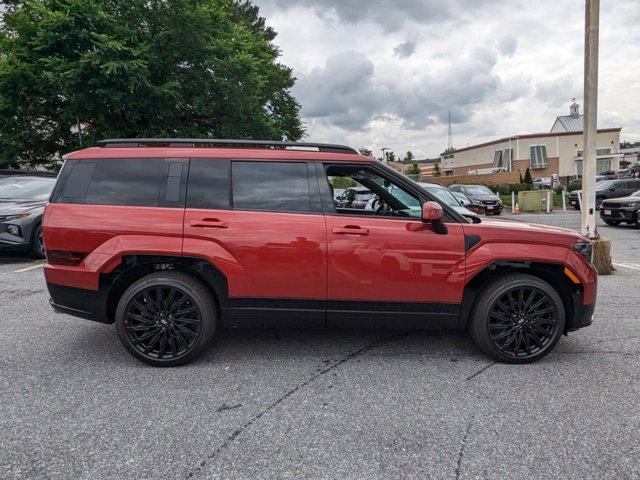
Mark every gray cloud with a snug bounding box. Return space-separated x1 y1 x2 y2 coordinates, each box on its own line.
393 41 417 58
535 74 581 108
294 47 504 131
496 35 518 56
263 0 504 32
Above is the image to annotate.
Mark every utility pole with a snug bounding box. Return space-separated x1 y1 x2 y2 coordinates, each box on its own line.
583 0 612 274
581 0 598 238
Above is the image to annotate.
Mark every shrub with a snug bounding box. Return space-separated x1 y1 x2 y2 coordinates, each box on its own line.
488 183 532 194
566 180 582 192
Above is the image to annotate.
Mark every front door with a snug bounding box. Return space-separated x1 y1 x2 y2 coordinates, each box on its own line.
317 162 467 326
182 159 327 324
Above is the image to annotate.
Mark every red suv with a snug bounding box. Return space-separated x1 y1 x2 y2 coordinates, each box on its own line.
43 139 597 366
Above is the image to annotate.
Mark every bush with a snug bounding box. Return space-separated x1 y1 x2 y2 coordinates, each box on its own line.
565 180 582 192
487 183 532 194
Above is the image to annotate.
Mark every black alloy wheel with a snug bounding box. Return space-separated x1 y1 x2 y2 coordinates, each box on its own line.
116 272 217 366
469 273 565 363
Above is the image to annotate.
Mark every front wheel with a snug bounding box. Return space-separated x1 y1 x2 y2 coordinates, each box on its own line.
603 219 621 226
469 273 565 363
30 224 45 259
115 272 217 366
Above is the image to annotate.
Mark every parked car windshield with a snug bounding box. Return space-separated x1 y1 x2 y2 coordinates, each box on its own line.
464 185 493 196
0 176 55 201
420 183 460 207
595 180 616 190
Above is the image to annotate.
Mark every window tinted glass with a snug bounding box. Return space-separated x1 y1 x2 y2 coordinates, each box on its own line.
232 161 312 212
187 159 229 209
54 158 186 207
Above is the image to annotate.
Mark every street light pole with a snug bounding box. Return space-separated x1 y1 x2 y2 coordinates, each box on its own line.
581 0 599 239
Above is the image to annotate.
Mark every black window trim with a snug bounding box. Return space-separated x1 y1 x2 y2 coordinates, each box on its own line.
316 161 465 224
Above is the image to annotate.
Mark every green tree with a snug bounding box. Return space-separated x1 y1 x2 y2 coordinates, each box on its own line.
403 151 414 163
407 163 420 175
359 147 373 157
384 151 396 163
433 163 441 177
523 167 533 186
0 0 304 167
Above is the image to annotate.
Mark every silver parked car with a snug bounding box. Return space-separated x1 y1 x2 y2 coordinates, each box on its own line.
418 182 481 222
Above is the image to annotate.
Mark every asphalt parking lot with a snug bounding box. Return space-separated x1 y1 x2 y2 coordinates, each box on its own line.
1 211 639 480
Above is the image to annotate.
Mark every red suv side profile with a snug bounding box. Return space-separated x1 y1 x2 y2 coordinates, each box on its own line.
43 139 597 366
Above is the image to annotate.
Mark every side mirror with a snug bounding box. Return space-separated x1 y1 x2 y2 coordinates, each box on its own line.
422 201 444 222
422 201 447 234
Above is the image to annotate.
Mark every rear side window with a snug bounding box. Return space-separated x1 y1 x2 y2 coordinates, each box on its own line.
231 161 316 213
186 159 229 209
52 158 187 207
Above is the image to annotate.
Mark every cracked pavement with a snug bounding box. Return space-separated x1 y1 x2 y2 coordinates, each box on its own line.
1 211 639 479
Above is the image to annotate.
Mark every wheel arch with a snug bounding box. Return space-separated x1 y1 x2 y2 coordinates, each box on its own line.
461 261 581 333
104 255 228 324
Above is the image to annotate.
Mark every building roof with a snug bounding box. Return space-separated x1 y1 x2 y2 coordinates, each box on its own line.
554 114 584 132
449 128 622 154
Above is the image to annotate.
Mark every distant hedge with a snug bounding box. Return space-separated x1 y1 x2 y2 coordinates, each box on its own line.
486 183 532 194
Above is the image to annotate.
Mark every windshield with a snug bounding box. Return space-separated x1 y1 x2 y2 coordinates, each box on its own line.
595 180 616 190
421 184 460 207
464 185 493 195
0 177 55 201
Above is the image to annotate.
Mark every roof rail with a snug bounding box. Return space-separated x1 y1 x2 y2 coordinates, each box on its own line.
97 138 359 154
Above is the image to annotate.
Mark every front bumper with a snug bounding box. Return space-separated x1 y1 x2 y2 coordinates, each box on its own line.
599 205 639 222
568 302 595 331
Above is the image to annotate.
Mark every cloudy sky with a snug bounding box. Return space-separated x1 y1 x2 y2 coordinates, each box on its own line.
255 0 640 158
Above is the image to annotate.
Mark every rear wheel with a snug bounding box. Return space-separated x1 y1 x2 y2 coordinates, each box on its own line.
603 219 621 226
469 273 565 363
115 272 217 366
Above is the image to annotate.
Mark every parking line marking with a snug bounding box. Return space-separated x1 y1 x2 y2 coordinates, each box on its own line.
13 263 45 273
613 263 640 271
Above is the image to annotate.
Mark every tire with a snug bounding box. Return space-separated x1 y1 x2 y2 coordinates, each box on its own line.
115 272 217 367
29 224 45 259
469 273 565 364
603 219 621 226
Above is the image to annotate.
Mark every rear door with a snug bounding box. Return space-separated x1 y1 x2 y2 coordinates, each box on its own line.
182 159 327 323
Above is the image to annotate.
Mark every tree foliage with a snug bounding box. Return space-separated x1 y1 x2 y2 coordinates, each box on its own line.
358 147 373 157
523 167 533 186
0 0 304 167
407 163 420 175
403 150 414 163
432 163 441 177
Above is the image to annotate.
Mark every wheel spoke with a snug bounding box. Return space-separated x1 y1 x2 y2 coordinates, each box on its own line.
487 285 559 358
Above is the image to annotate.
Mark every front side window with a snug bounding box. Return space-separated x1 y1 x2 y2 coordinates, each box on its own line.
232 161 313 213
325 164 421 218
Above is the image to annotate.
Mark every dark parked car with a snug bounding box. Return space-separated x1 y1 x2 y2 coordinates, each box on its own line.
449 184 503 215
450 191 486 215
417 183 481 222
0 175 56 257
600 190 640 227
569 179 640 210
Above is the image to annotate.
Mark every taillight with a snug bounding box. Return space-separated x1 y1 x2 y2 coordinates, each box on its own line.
46 250 87 266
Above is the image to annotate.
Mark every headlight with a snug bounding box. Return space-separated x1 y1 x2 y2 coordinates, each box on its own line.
573 241 593 264
627 202 640 208
0 212 31 222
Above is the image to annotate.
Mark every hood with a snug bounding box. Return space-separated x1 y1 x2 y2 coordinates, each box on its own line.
451 205 478 217
466 218 584 247
601 196 640 205
0 200 46 216
468 193 500 202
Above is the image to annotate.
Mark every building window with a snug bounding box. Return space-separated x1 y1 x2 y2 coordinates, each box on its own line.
503 148 513 171
576 148 612 157
530 145 548 169
492 150 503 168
575 158 613 176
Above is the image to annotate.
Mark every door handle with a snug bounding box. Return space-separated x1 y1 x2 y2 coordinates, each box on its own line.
332 225 369 235
190 218 229 229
